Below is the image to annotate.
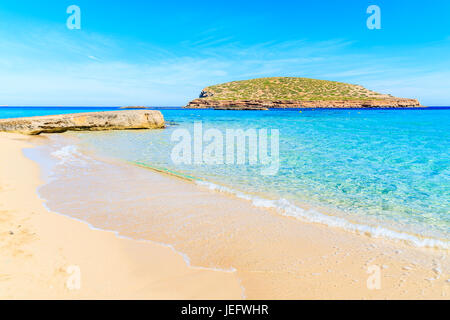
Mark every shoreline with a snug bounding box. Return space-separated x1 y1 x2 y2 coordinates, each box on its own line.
1 131 449 299
132 162 449 250
28 132 450 299
0 132 243 299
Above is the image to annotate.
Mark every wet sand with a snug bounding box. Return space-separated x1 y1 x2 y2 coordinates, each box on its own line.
31 132 450 299
0 133 243 299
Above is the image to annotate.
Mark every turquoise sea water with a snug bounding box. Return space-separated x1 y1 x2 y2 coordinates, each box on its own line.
0 106 118 118
2 107 449 247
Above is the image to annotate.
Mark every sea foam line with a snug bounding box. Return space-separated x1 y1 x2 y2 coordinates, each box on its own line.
51 145 88 166
36 181 239 275
47 145 450 250
195 180 450 250
43 146 239 273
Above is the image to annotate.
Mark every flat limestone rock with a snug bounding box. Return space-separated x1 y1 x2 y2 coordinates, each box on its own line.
0 110 165 135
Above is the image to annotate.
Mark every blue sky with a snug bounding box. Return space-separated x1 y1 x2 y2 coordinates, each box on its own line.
0 0 449 106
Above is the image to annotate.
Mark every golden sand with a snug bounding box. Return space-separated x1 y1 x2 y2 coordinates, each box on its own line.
0 133 243 299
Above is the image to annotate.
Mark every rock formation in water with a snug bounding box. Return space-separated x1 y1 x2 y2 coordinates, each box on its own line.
0 110 165 135
184 77 423 109
119 106 149 109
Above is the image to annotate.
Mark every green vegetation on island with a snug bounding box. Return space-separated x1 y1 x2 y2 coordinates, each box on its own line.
200 77 392 101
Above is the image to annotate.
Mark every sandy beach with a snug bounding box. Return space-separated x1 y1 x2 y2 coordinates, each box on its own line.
1 0 449 305
0 132 448 299
0 132 243 299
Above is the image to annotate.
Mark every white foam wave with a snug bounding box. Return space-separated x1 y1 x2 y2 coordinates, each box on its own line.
50 145 88 166
195 180 450 250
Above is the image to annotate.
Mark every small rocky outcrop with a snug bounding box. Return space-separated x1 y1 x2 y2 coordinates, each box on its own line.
0 110 165 135
119 106 149 109
199 90 214 98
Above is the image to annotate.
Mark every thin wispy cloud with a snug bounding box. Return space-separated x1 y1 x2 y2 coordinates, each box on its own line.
0 5 449 106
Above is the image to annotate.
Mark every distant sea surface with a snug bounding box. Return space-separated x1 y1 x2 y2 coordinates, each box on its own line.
2 106 449 248
0 106 120 118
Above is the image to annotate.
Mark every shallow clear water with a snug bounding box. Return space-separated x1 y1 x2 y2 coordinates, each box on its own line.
68 107 450 244
2 107 449 245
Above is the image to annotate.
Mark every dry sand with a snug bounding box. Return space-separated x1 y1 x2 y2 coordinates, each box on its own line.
0 133 243 299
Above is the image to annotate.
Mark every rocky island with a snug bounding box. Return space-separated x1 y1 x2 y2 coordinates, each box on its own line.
0 110 165 135
119 106 149 109
185 77 423 109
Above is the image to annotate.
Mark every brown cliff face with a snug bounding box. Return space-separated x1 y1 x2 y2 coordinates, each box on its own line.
185 98 423 110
